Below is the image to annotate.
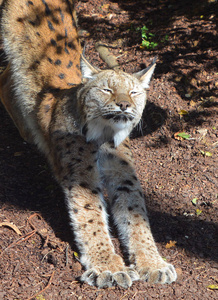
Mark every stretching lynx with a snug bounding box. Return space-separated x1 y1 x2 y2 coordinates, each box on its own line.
0 0 177 288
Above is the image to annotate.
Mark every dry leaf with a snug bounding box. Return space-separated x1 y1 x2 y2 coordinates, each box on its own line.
175 76 182 82
200 150 212 157
73 251 79 259
14 152 23 157
207 284 218 290
196 209 202 216
101 3 110 10
166 240 177 249
36 295 46 300
190 100 197 107
0 221 22 235
178 109 188 115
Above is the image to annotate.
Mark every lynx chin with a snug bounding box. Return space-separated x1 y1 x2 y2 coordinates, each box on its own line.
0 0 177 288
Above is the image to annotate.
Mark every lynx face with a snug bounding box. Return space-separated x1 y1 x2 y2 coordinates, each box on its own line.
79 58 156 147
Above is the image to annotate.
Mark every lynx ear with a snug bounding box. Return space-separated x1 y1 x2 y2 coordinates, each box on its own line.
80 55 100 79
133 57 157 89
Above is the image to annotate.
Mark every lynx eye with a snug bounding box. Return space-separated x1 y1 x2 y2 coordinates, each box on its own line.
130 90 143 96
102 88 113 94
130 90 139 96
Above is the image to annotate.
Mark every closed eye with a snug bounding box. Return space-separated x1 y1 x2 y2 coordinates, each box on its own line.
130 90 143 96
102 88 113 94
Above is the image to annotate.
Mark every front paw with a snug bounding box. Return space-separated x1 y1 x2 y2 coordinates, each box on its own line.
80 267 139 289
138 262 177 284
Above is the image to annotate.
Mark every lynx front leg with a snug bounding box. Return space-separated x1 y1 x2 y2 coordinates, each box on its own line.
50 133 135 288
99 139 177 284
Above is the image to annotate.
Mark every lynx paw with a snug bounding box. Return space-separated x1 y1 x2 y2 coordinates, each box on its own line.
80 267 139 289
139 263 177 284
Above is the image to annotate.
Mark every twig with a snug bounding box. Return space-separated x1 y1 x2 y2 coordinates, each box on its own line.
28 213 42 231
119 292 129 300
0 213 45 257
130 292 138 300
27 270 55 300
0 229 36 257
65 243 69 266
0 221 22 235
28 213 49 247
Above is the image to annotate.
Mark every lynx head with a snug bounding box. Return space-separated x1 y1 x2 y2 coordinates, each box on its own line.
79 56 156 147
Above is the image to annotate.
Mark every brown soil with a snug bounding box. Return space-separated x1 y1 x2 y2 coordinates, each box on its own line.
0 0 217 299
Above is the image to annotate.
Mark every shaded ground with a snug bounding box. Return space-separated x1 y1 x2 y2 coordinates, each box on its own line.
0 0 217 299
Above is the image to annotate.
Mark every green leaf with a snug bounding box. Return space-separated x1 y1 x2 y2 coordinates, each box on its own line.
192 198 197 206
177 132 190 140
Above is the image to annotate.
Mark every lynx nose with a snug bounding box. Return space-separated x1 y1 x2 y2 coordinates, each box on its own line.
117 101 131 111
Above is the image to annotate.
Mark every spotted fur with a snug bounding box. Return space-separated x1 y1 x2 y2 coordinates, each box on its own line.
0 0 177 288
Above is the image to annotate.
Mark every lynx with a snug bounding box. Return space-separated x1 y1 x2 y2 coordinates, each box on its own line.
0 0 177 288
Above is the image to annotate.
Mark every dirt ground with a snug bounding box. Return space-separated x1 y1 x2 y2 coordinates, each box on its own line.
0 0 217 299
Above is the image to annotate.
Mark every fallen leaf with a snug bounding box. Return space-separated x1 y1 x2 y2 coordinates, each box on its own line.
207 285 218 290
190 100 197 107
174 132 190 140
36 295 46 300
192 198 198 206
73 251 79 260
101 3 110 10
165 240 177 249
200 150 212 157
197 128 208 136
185 93 191 98
106 13 114 20
175 76 182 82
0 222 22 235
205 151 212 157
14 152 23 157
196 209 202 216
178 109 188 115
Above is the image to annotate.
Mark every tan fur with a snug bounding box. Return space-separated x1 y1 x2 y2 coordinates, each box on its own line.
0 0 177 288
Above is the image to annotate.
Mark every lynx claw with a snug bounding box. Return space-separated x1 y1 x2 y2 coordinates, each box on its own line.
80 268 133 289
80 269 99 287
126 267 140 282
140 263 177 284
113 271 132 289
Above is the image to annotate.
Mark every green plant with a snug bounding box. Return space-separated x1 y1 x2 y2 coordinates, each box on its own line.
137 25 158 50
161 34 169 43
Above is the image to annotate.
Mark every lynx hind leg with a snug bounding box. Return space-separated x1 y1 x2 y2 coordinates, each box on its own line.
99 139 177 284
0 65 33 142
50 133 137 288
